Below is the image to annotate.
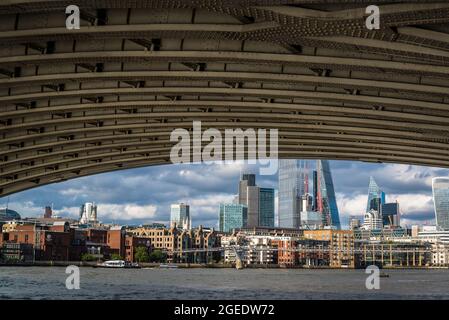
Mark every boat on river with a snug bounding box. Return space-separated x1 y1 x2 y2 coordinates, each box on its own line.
94 260 140 269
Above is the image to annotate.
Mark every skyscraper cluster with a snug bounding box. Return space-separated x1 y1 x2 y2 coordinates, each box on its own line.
360 176 401 231
219 173 275 232
278 160 341 230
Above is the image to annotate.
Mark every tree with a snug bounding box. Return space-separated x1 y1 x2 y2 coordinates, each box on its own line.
149 249 167 263
134 246 150 263
110 253 122 261
80 253 96 262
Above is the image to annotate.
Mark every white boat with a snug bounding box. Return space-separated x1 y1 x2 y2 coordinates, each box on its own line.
95 260 140 268
98 260 126 268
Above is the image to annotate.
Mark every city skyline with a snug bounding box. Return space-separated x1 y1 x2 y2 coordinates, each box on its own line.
1 160 448 229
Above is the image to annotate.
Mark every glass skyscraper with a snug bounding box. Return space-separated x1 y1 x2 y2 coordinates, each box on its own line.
170 203 190 229
219 204 248 233
366 176 386 213
259 188 275 227
432 177 449 230
317 160 341 229
278 160 307 228
279 159 340 229
382 202 400 227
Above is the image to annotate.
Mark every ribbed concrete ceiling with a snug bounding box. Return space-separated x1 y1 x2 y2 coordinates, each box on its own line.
1 0 449 196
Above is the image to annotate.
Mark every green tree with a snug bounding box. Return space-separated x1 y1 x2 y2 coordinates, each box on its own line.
80 253 97 261
134 246 150 263
149 249 167 263
110 253 122 260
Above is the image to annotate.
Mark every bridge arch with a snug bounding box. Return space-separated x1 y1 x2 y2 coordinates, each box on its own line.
1 0 449 196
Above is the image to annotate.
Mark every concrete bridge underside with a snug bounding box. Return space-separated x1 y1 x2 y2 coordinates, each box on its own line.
1 0 449 196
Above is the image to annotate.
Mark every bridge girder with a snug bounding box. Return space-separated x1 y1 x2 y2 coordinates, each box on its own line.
1 0 449 196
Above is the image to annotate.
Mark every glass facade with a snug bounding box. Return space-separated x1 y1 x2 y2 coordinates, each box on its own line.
278 160 306 228
170 203 190 227
0 208 21 221
366 176 385 212
259 188 275 227
219 204 248 233
317 160 341 229
432 177 449 231
382 202 400 226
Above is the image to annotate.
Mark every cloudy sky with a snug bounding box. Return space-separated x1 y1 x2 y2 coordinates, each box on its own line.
1 160 448 229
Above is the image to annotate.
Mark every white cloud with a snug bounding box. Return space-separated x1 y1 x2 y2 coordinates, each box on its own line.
97 204 157 221
389 194 434 217
336 193 367 218
54 206 80 219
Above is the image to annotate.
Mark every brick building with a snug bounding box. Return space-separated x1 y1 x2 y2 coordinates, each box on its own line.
129 225 220 263
124 234 150 262
304 230 355 268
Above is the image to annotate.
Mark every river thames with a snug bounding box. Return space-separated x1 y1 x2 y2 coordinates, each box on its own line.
1 267 449 299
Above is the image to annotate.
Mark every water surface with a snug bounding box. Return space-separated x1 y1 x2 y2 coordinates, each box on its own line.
1 267 448 299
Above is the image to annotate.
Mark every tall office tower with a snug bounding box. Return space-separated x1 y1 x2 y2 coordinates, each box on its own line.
259 188 275 227
312 170 318 211
278 160 308 228
238 173 259 227
382 202 401 227
317 160 341 229
79 202 98 224
44 205 52 218
219 203 248 233
170 203 190 229
432 177 449 230
366 176 386 212
238 173 255 205
241 173 256 187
